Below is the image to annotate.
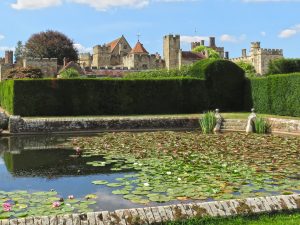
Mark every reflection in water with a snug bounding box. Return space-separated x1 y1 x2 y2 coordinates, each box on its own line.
0 134 178 211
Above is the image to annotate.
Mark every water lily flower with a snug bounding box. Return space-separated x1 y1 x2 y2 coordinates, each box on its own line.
144 183 150 187
52 202 61 208
2 203 12 212
68 195 74 199
166 172 172 175
139 164 143 166
177 178 182 181
134 163 138 165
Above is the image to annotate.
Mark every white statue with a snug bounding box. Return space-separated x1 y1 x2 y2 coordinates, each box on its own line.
214 109 223 133
246 108 257 133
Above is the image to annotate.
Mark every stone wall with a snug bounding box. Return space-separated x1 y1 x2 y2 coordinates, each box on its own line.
2 194 300 225
23 58 58 77
0 64 14 81
8 116 199 134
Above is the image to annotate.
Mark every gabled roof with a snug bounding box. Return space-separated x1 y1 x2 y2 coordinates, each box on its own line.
131 41 149 54
106 37 122 52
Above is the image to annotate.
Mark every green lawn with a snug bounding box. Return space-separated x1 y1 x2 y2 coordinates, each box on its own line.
166 212 300 225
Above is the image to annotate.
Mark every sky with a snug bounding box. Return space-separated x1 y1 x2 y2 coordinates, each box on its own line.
0 0 299 58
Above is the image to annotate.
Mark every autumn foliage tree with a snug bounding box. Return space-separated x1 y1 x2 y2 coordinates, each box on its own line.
25 30 78 65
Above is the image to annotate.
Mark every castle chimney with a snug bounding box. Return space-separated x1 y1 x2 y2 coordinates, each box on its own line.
242 49 247 57
201 40 205 46
5 51 13 65
209 37 216 48
225 52 229 59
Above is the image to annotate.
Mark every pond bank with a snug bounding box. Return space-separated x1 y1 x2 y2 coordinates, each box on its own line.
5 115 300 135
2 194 300 225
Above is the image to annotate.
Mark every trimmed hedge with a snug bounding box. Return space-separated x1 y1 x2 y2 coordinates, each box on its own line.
0 76 246 116
0 80 14 114
268 58 300 75
245 73 300 117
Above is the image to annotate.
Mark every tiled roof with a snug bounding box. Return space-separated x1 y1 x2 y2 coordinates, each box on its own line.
182 51 205 60
131 41 149 54
106 37 122 52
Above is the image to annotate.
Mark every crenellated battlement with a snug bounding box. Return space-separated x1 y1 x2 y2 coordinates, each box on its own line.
258 48 283 55
93 45 111 54
164 34 180 40
231 56 250 62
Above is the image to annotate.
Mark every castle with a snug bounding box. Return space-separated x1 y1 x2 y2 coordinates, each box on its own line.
231 42 283 75
79 35 227 71
0 50 58 81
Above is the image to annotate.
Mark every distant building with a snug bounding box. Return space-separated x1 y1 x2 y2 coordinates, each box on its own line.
231 42 283 75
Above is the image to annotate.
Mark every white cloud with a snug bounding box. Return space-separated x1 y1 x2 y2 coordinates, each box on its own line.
74 43 92 53
0 46 15 51
11 0 62 10
278 24 300 38
220 34 246 43
260 31 266 37
180 35 209 43
0 34 5 41
11 0 197 11
69 0 149 11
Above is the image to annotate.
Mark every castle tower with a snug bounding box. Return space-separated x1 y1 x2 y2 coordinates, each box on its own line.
250 42 261 56
5 51 13 65
163 35 181 70
92 45 111 69
242 49 247 58
209 37 216 48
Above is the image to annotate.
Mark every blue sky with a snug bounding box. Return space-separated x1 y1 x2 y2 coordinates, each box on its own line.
0 0 299 58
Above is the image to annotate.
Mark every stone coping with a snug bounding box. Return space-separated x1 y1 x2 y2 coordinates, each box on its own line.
1 194 300 225
6 116 300 135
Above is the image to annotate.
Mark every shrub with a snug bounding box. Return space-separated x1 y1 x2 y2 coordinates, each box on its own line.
124 65 193 79
60 68 81 79
192 46 220 59
254 117 271 134
200 111 216 134
245 73 300 117
268 58 300 75
4 67 42 79
235 61 256 77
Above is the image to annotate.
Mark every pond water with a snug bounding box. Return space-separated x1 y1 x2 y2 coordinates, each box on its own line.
1 131 300 219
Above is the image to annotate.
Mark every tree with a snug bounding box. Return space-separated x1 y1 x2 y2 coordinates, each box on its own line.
235 61 256 77
15 41 24 64
25 30 78 65
192 46 220 59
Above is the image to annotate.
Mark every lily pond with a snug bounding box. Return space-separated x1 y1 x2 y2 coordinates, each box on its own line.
1 131 300 219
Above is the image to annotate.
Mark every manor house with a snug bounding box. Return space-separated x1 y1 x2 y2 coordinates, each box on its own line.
79 35 226 70
231 42 283 75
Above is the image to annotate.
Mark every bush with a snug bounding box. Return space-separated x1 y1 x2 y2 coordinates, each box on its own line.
192 46 220 59
268 58 300 75
4 67 42 79
254 117 271 134
245 73 300 117
0 75 247 116
235 61 256 77
200 111 216 134
60 68 81 79
125 65 192 79
0 80 14 114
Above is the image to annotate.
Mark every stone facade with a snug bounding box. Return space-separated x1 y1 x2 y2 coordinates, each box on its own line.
23 58 58 77
0 51 15 80
163 35 206 70
78 53 92 68
80 34 209 71
231 42 283 75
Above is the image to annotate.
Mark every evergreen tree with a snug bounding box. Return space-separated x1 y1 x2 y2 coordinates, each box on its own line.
15 41 24 63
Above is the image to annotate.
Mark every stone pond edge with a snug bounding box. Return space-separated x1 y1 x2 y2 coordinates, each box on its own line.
1 194 300 225
6 116 300 135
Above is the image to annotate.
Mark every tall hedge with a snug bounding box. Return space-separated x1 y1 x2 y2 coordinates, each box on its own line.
0 80 14 114
0 76 246 116
246 73 300 117
268 59 300 75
